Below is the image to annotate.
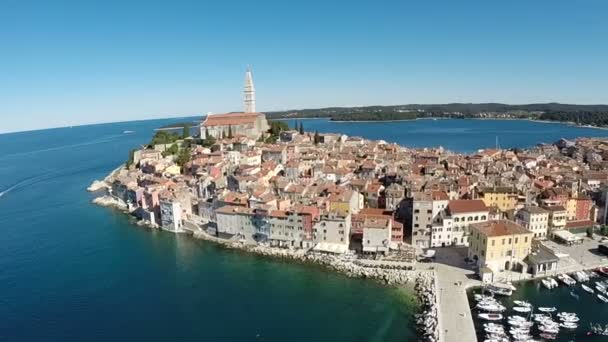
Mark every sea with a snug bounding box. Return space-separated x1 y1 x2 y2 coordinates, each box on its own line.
1 117 608 341
468 278 608 341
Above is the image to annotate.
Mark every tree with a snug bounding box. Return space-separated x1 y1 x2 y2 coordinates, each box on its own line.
176 147 192 167
299 121 304 134
162 143 179 157
182 124 191 139
314 130 320 145
293 120 299 130
150 131 179 145
221 130 226 139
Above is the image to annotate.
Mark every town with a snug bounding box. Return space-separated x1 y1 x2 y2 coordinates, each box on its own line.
93 69 608 342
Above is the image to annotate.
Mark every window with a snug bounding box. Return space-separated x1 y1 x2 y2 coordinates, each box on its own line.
515 237 518 243
508 238 512 244
427 210 432 214
502 238 505 245
525 237 528 243
481 215 486 220
414 209 419 214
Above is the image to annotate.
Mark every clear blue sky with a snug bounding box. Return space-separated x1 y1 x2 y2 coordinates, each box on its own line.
1 0 607 133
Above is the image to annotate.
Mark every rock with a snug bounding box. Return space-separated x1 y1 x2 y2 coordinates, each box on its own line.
92 195 127 210
87 180 108 192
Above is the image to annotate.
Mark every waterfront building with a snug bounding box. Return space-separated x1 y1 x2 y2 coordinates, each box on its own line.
160 198 184 233
215 205 256 241
405 192 433 248
468 220 533 274
362 216 392 254
384 183 405 210
313 211 351 253
515 206 549 239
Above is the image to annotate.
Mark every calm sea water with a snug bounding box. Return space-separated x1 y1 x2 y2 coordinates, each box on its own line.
282 118 608 153
469 279 608 341
1 118 607 342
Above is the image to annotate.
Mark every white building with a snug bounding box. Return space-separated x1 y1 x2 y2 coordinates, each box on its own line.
313 211 351 253
160 198 184 233
433 200 489 247
516 206 549 239
362 217 392 254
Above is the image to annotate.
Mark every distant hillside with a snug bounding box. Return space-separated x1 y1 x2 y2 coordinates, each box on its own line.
265 103 608 126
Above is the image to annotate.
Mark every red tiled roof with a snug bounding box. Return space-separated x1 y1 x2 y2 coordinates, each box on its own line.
470 220 531 237
203 112 260 127
448 200 488 214
565 220 595 229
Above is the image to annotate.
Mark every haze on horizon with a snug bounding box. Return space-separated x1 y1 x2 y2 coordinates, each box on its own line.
1 0 607 134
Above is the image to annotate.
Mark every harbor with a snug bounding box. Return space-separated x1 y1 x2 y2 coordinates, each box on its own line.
469 268 608 341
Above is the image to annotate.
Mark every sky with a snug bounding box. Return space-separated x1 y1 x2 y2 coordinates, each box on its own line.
1 0 607 133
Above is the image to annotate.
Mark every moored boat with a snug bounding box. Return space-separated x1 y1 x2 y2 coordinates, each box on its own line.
598 294 608 303
538 307 556 313
582 284 595 293
479 313 504 321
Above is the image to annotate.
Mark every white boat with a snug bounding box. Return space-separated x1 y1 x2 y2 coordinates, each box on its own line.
549 277 559 288
574 271 589 282
560 322 578 329
477 303 506 312
486 283 513 296
541 278 555 289
513 306 532 313
479 313 504 321
595 284 606 293
558 273 576 286
582 284 595 293
538 307 556 312
538 324 560 334
598 294 608 303
513 300 531 307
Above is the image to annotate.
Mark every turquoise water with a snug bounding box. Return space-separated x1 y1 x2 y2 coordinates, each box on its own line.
0 119 415 341
1 118 608 341
281 118 608 153
469 279 608 341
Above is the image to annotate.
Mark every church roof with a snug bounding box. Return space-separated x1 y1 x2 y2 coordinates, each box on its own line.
202 112 262 127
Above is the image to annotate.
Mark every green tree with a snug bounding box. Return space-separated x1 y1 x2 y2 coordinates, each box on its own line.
126 149 137 167
176 147 192 167
314 130 320 145
299 121 304 134
150 131 179 145
182 124 191 139
162 143 179 157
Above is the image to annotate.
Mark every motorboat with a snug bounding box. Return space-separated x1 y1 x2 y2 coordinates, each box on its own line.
538 307 557 313
479 313 504 321
541 278 555 289
598 294 608 303
574 271 589 282
560 321 578 329
538 324 560 334
595 283 606 293
558 273 576 286
513 306 532 313
486 283 513 297
513 300 531 307
597 266 608 277
477 302 506 312
582 284 595 293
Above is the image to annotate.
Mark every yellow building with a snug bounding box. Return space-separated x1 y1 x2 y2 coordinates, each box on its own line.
468 220 533 273
478 186 518 212
164 164 182 176
566 198 577 221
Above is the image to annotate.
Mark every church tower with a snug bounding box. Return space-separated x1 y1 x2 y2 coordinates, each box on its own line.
244 67 256 113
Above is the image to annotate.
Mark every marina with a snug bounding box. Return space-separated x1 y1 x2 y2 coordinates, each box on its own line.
469 270 608 341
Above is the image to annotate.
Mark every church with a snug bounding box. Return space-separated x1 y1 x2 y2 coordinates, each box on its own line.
200 68 269 140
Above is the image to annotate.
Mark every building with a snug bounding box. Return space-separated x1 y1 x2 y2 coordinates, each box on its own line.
515 206 549 239
384 183 405 210
362 216 392 254
313 211 351 253
542 205 567 230
406 192 433 248
160 198 184 233
478 186 518 212
441 200 490 246
200 68 269 139
468 220 533 274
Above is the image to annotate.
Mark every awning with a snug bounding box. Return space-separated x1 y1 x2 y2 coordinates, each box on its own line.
313 242 349 254
552 230 583 243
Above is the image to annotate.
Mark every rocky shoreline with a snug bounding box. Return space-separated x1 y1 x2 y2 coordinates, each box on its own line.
89 177 440 340
414 272 440 342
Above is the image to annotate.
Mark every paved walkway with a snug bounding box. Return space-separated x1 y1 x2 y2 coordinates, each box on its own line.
435 263 479 342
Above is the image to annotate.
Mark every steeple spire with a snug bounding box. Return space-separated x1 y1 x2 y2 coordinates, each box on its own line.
244 66 256 113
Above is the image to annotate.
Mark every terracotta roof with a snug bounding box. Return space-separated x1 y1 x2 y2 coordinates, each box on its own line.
470 220 531 237
203 112 260 127
448 200 488 214
565 220 595 229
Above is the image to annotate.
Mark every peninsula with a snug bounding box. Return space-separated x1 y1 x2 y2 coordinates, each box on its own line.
91 69 608 342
